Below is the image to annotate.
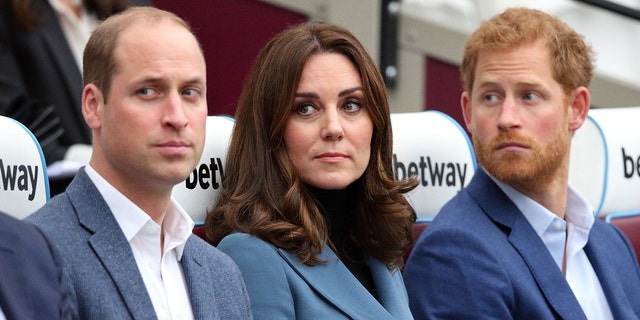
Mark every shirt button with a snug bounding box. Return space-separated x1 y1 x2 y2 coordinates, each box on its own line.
553 221 564 230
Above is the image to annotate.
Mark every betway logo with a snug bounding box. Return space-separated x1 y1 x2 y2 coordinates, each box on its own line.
0 159 39 201
393 154 468 191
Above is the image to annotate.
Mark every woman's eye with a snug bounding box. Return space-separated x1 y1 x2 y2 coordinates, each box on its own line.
296 103 316 116
343 101 362 113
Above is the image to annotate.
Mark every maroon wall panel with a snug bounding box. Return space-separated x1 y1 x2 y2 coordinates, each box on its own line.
153 0 307 116
425 56 466 133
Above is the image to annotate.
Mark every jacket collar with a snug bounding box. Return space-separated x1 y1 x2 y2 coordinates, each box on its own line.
467 167 587 320
278 245 410 320
66 169 157 319
584 226 637 319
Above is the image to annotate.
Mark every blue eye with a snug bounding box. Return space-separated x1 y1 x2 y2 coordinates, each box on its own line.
182 88 202 101
343 101 362 113
137 88 153 96
483 94 499 103
296 103 316 116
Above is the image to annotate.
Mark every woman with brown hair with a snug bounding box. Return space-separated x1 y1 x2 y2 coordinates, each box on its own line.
205 21 417 319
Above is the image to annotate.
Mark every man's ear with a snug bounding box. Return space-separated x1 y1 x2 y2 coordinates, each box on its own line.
82 84 104 130
461 91 473 133
568 86 590 132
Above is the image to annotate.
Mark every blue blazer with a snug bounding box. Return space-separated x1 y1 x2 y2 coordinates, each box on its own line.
0 211 73 319
25 169 252 320
218 232 413 320
403 167 640 319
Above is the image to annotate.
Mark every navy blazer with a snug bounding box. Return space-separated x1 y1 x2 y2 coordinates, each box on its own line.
403 167 640 319
0 0 150 163
26 169 253 319
0 211 73 320
218 232 413 320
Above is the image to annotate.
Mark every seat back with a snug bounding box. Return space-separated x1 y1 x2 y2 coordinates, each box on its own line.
391 111 477 221
605 211 640 264
404 221 429 263
172 116 234 226
0 116 49 218
569 106 640 217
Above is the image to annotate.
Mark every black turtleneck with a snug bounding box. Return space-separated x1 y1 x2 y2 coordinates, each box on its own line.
308 184 378 299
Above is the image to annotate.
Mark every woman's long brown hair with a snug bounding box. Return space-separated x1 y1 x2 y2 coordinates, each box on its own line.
205 21 417 270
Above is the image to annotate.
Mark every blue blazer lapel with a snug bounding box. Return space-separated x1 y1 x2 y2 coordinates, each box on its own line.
67 170 156 319
368 259 412 319
585 226 636 319
468 168 586 320
279 246 397 320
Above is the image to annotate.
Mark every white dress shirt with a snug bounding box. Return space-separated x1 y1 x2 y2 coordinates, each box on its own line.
492 176 613 320
85 165 195 320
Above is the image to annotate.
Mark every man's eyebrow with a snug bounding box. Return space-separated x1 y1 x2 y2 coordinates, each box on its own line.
183 76 206 85
130 76 205 87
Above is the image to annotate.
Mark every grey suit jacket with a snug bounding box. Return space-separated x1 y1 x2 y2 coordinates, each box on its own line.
218 232 413 320
26 168 253 319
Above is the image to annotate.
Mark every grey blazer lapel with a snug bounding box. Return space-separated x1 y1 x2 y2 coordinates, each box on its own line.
180 239 216 320
468 168 586 320
279 246 396 320
68 170 157 320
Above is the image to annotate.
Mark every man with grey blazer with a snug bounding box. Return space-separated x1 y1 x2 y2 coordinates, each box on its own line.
26 7 252 320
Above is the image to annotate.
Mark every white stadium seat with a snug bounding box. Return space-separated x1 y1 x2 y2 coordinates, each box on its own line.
0 115 49 218
569 106 640 217
391 111 477 221
172 115 234 225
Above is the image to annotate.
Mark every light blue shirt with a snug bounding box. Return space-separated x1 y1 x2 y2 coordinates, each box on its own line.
490 175 613 320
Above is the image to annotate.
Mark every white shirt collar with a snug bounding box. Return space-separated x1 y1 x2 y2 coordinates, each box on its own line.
84 165 194 259
488 173 595 238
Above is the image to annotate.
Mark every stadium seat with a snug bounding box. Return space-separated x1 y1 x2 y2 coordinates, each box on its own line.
404 221 430 264
569 106 640 217
391 111 477 262
605 211 640 264
171 116 234 238
0 115 50 219
569 106 640 264
391 110 477 221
